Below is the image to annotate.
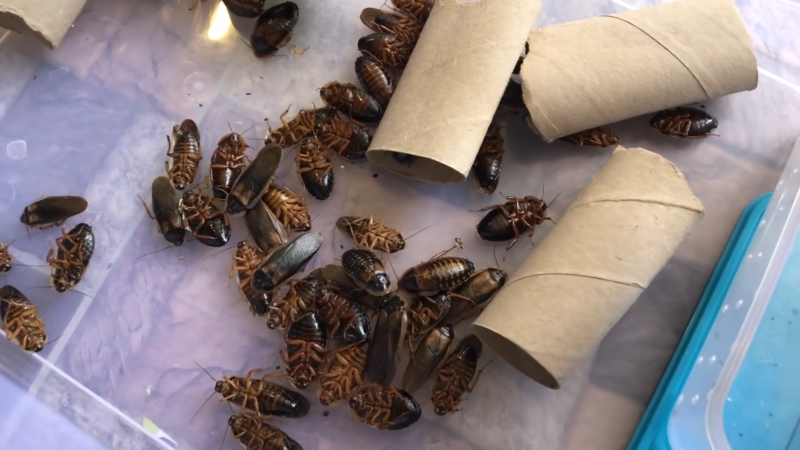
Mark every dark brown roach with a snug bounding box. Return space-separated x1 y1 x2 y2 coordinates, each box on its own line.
165 119 202 190
267 276 320 330
392 152 415 166
319 81 383 122
349 385 421 431
476 195 553 249
20 196 88 229
366 294 407 386
309 264 360 295
317 286 370 345
231 242 272 316
650 106 719 138
210 132 249 199
244 200 288 254
295 137 334 201
227 143 283 216
222 0 266 18
0 241 12 272
47 223 94 293
318 342 368 406
142 176 185 246
400 257 475 297
406 291 451 341
179 189 231 247
445 268 507 323
214 368 310 418
250 2 300 58
355 56 394 109
360 8 423 44
350 289 388 310
432 334 485 415
1 285 46 352
341 249 391 296
358 33 415 70
262 183 312 232
282 311 327 389
251 232 323 292
266 107 335 147
314 117 372 161
472 124 505 195
559 127 619 147
403 324 454 393
336 215 405 254
392 0 433 22
228 413 304 450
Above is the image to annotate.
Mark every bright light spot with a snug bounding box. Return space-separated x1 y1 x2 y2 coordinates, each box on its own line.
207 2 231 41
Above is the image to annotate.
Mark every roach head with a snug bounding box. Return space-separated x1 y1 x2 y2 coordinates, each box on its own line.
367 273 391 297
214 381 225 393
164 228 186 246
251 270 275 292
488 268 508 285
387 389 422 430
225 195 247 216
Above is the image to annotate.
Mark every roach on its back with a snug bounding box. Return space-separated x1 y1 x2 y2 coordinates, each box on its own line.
0 241 12 272
1 285 46 353
165 119 202 190
250 2 300 58
210 132 248 199
432 333 484 416
650 106 719 138
365 294 407 386
318 342 368 406
295 137 335 201
358 33 414 70
341 249 391 296
309 264 360 295
349 385 421 431
214 368 310 418
148 176 185 246
317 286 370 345
47 223 95 293
472 124 505 195
266 107 335 147
559 127 619 147
336 215 405 254
282 311 328 389
360 8 424 43
400 256 475 296
392 0 434 22
228 414 303 450
262 183 312 232
355 56 394 109
232 241 272 316
314 117 372 162
476 195 553 250
20 196 88 229
227 143 282 216
406 291 451 341
179 189 231 247
222 0 266 18
267 276 320 330
251 232 323 292
319 81 383 122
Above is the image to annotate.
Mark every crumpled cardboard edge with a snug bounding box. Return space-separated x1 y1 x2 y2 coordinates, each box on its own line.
367 0 541 184
472 147 705 389
521 0 757 142
0 0 87 49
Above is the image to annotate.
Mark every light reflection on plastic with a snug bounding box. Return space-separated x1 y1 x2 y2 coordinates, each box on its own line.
207 1 231 41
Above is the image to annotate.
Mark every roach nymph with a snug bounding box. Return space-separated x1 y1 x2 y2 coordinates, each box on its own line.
319 81 383 122
231 242 272 316
1 285 46 353
222 0 266 18
355 56 394 109
266 107 335 147
20 196 88 230
349 385 421 431
250 2 300 58
360 8 423 44
314 117 372 161
391 0 434 22
358 32 414 70
650 107 719 138
336 215 405 254
262 183 312 232
559 127 619 147
267 276 320 330
473 124 505 195
282 312 327 390
476 195 554 250
165 119 202 190
47 223 95 293
228 414 304 450
400 257 475 296
210 132 249 199
295 137 334 201
406 291 451 341
432 334 485 415
318 342 368 406
213 368 310 418
179 189 231 247
0 241 12 272
317 286 370 345
341 249 391 296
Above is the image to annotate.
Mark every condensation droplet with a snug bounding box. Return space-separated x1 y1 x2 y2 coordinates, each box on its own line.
757 252 763 258
6 140 26 159
677 394 684 405
736 299 744 309
722 304 729 313
747 254 753 259
691 394 700 405
709 355 717 363
697 356 705 364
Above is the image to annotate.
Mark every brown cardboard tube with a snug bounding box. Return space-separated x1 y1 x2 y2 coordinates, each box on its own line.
366 0 541 183
521 0 757 142
0 0 87 49
471 147 704 389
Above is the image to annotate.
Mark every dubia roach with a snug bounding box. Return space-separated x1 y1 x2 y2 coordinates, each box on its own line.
266 107 335 147
47 223 95 293
250 2 300 58
222 0 266 18
336 215 405 254
227 143 282 216
317 286 370 345
365 295 407 386
319 81 383 122
165 119 202 190
309 264 360 295
341 249 391 296
0 241 12 272
318 342 368 406
214 368 310 418
232 242 272 316
406 291 451 341
267 276 320 330
360 8 423 44
179 189 231 247
282 311 327 389
432 334 485 415
20 196 88 229
1 285 46 352
228 414 303 450
262 184 312 232
446 268 507 323
314 117 372 161
403 324 454 393
559 127 619 147
472 124 505 195
400 257 475 297
210 132 248 199
295 137 334 201
251 232 323 292
244 200 288 254
143 176 185 246
355 56 394 109
349 385 421 431
358 33 414 70
650 106 719 138
392 0 434 22
476 194 553 249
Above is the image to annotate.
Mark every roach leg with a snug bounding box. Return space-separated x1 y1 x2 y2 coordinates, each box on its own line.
138 195 156 220
468 360 494 392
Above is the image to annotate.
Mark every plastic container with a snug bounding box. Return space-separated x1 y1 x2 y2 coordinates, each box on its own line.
1 1 800 449
630 136 800 449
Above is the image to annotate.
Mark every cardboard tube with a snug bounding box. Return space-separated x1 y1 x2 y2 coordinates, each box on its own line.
0 0 87 49
367 0 541 183
472 147 704 389
521 0 757 142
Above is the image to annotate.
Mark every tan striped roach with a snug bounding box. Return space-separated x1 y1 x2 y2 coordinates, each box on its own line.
319 82 383 123
355 56 394 109
336 215 405 254
318 342 368 406
231 241 272 316
295 137 334 201
267 276 321 330
1 285 46 353
165 119 202 190
400 240 475 296
431 334 486 415
262 183 312 232
559 127 619 147
266 106 336 147
282 311 327 390
227 413 303 450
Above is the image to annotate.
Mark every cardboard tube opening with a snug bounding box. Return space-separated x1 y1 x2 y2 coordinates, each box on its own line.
368 150 464 184
0 0 87 49
473 323 560 389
